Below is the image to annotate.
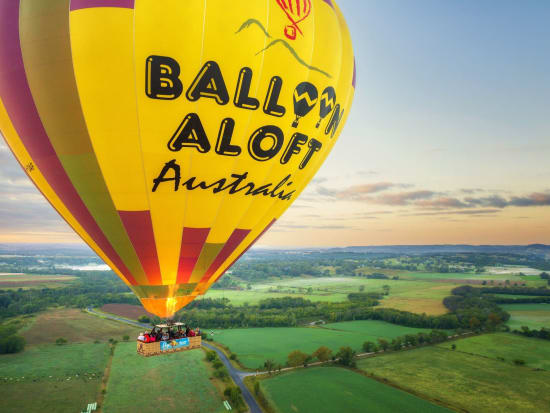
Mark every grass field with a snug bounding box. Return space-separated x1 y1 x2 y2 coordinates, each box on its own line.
261 367 452 413
103 343 225 413
438 333 550 370
0 343 109 413
21 309 142 345
501 303 550 330
213 321 433 368
358 346 550 413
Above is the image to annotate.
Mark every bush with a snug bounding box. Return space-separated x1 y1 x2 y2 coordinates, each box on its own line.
137 315 150 323
513 359 526 366
214 367 229 380
206 351 218 362
122 335 130 342
0 335 25 354
224 386 244 408
312 346 332 362
212 360 224 369
287 350 309 367
362 341 377 353
230 353 238 361
55 337 67 346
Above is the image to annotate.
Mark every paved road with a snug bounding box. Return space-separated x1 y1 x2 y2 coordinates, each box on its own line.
86 307 261 413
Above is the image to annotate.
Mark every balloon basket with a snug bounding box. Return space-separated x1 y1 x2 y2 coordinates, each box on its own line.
137 336 202 357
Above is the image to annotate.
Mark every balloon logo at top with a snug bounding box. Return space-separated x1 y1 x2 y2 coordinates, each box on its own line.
275 0 312 40
0 0 355 318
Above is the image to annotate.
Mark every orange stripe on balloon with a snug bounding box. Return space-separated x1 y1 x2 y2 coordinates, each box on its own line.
0 1 138 285
176 227 210 284
118 211 162 285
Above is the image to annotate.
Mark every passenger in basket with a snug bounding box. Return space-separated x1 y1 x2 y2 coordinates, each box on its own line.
188 328 196 337
138 332 145 341
185 326 191 337
162 331 169 341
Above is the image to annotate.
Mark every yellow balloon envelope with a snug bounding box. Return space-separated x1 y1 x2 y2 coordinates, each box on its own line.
0 0 355 317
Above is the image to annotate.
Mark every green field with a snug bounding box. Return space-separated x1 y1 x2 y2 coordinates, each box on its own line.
261 367 452 413
21 309 142 345
0 343 109 413
438 333 550 370
103 343 224 413
358 346 550 413
213 321 433 368
206 276 454 315
501 303 550 329
0 273 76 289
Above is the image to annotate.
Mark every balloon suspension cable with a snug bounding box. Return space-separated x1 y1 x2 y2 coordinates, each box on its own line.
292 116 300 128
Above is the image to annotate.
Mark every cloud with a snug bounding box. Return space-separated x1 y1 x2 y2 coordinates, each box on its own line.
509 192 550 207
373 190 437 206
404 209 501 217
415 197 470 209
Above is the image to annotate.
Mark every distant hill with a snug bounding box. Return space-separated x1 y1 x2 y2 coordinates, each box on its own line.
327 245 550 256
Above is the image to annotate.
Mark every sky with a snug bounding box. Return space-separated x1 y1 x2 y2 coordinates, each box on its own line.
1 0 549 247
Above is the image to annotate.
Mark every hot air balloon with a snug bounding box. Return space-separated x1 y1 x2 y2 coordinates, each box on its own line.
0 0 355 319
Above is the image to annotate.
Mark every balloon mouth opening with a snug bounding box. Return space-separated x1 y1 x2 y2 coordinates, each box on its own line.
140 296 196 318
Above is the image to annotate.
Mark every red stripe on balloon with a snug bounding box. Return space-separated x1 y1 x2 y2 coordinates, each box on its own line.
211 219 277 285
0 1 137 286
200 229 251 282
176 227 211 284
118 211 162 285
70 0 135 11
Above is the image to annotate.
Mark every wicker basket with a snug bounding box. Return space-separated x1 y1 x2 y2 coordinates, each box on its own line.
137 336 201 357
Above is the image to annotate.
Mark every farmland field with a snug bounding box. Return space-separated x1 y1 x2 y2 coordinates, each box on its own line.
260 367 452 413
501 303 550 330
0 273 76 289
206 276 455 315
21 309 141 345
358 346 550 413
103 343 225 413
101 303 155 320
0 343 109 413
212 321 433 368
438 333 550 370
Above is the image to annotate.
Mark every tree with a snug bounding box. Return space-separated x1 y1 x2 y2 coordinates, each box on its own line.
540 272 550 280
312 346 332 362
224 386 244 408
55 337 67 345
0 335 25 354
336 346 356 367
377 338 389 351
451 344 456 350
122 335 130 342
264 359 276 374
359 285 365 292
362 341 377 353
287 350 308 367
382 285 391 295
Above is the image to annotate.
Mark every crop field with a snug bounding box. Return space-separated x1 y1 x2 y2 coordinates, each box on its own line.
501 303 550 330
0 343 109 413
212 321 432 368
438 333 550 370
0 273 76 289
261 367 451 413
358 346 550 413
103 343 225 413
21 309 141 345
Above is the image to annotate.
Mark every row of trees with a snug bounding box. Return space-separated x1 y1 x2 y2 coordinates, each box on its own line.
513 326 550 341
